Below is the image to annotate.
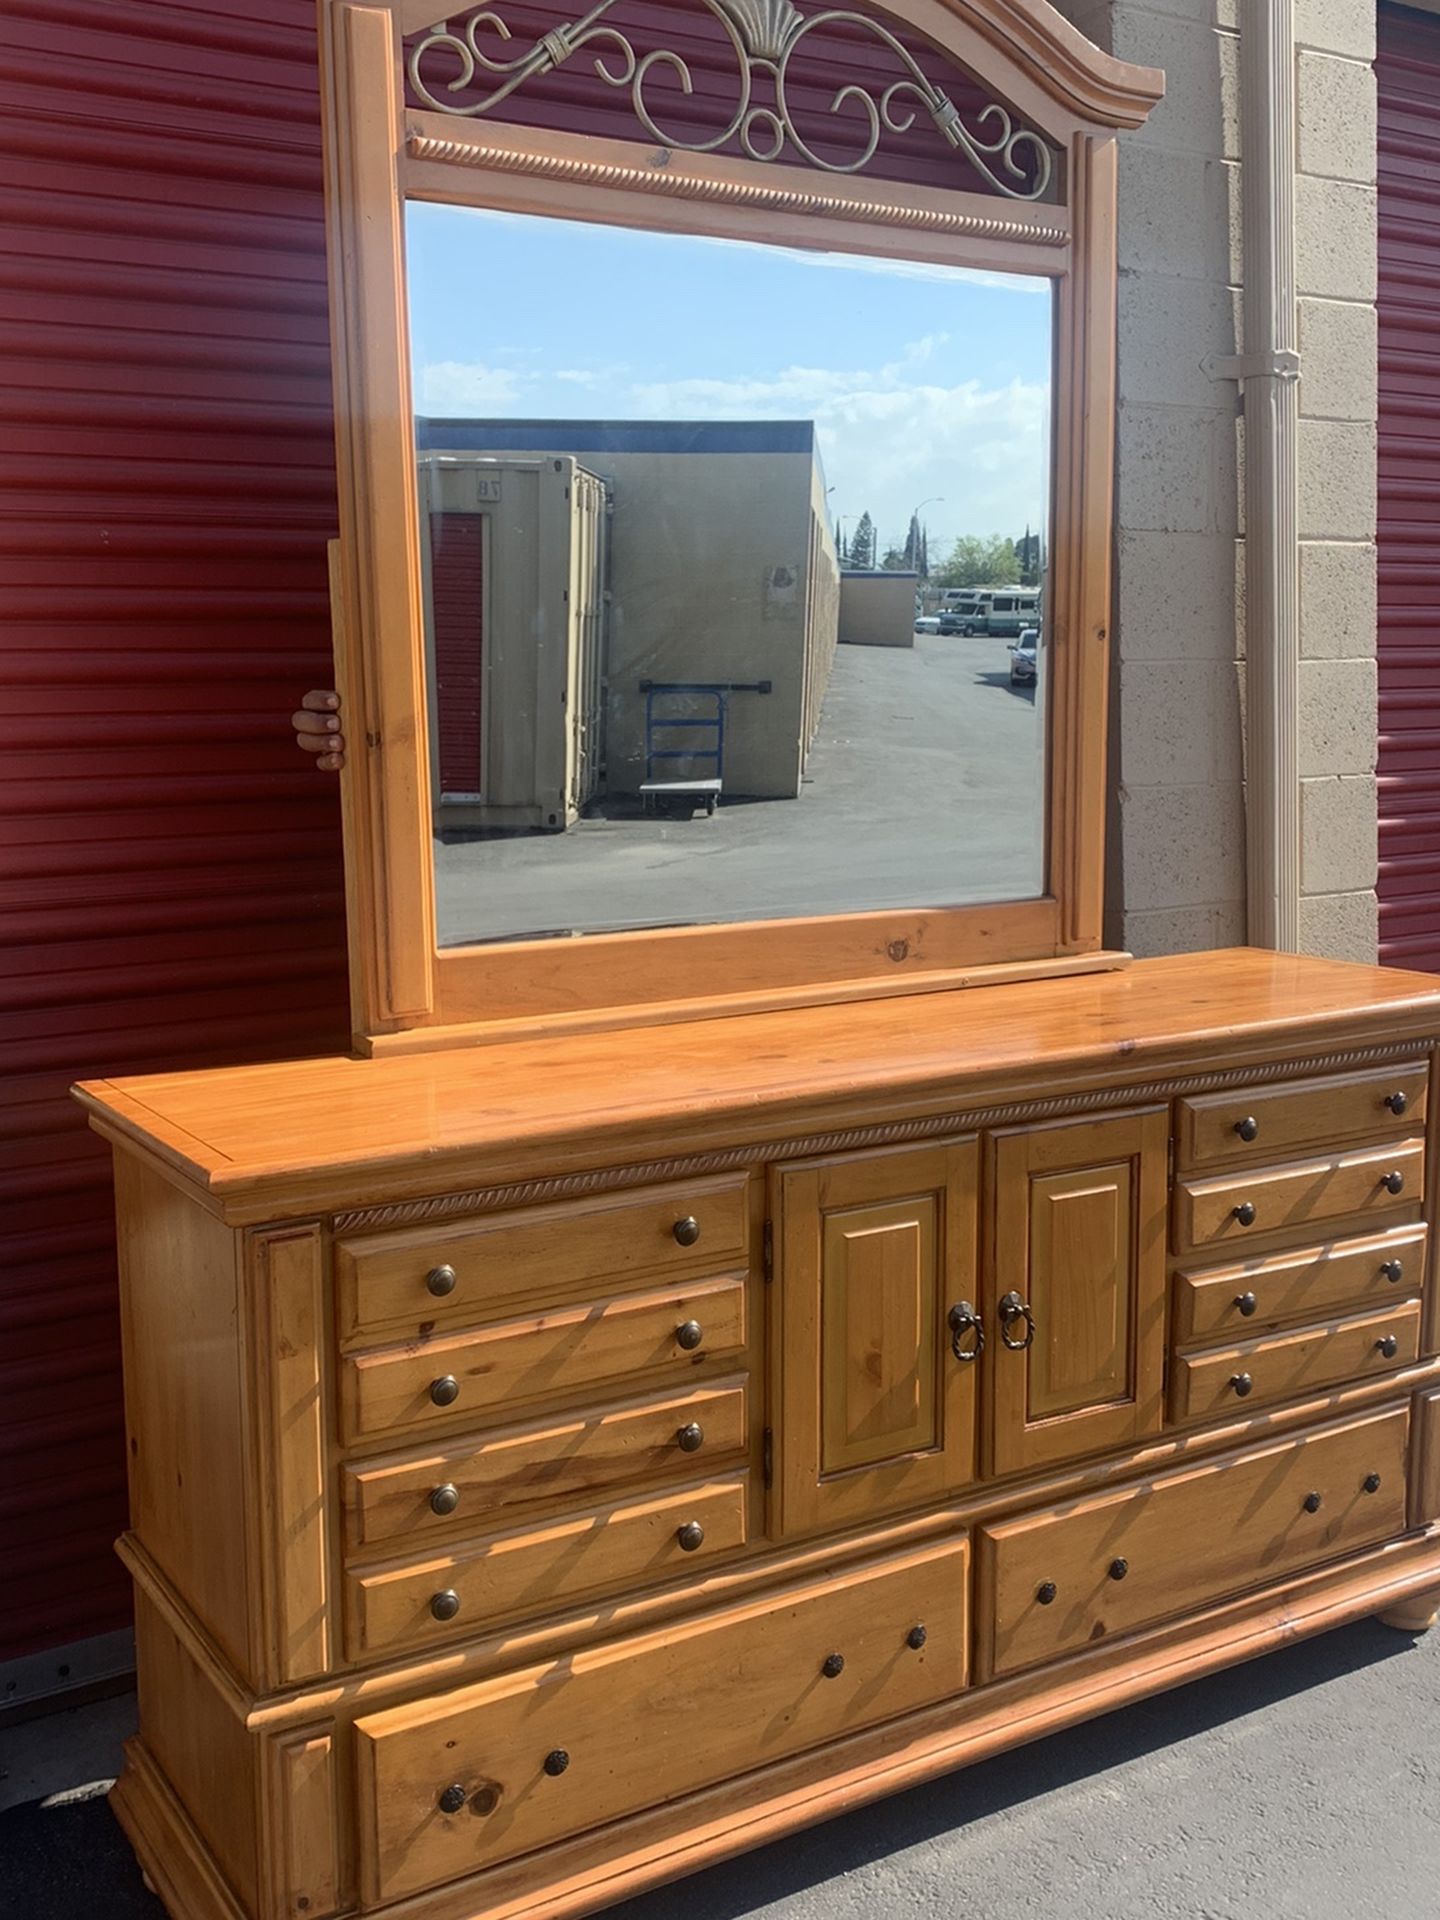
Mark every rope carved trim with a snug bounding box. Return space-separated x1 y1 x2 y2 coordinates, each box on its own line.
406 131 1070 245
333 1041 1436 1233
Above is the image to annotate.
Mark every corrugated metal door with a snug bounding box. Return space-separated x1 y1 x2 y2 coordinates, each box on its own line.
431 513 486 796
0 0 347 1663
1378 6 1440 970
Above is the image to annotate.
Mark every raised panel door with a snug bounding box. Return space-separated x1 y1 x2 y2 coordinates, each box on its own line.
989 1109 1168 1476
774 1140 979 1536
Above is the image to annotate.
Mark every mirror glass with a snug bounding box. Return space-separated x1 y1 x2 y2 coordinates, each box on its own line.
407 203 1054 949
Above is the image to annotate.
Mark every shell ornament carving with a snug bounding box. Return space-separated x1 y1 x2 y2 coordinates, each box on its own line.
406 0 1055 199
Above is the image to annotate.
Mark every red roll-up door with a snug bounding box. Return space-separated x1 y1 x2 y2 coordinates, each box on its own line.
431 513 485 795
0 0 347 1665
1378 5 1440 970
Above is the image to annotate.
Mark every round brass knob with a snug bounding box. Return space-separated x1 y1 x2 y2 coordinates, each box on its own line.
1385 1090 1409 1116
1303 1491 1323 1514
676 1520 705 1552
1233 1202 1257 1227
1381 1259 1405 1284
438 1783 466 1814
907 1625 928 1651
1235 1290 1258 1317
543 1750 570 1778
1363 1472 1383 1494
1037 1581 1058 1606
676 1422 704 1454
1235 1116 1260 1142
1376 1335 1400 1359
426 1264 457 1298
430 1589 460 1623
1230 1372 1255 1398
675 1319 704 1351
430 1375 460 1407
672 1216 701 1247
430 1483 460 1517
1382 1170 1406 1196
1108 1558 1129 1582
821 1652 846 1679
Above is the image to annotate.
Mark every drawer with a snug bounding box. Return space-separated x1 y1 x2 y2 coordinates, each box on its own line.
347 1475 751 1660
355 1537 969 1906
337 1173 751 1345
977 1405 1409 1682
1170 1300 1422 1423
1176 1062 1429 1173
342 1273 747 1444
1173 1224 1429 1344
1174 1138 1425 1253
343 1379 749 1550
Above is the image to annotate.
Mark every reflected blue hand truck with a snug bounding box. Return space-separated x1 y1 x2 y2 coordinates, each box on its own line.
638 679 771 815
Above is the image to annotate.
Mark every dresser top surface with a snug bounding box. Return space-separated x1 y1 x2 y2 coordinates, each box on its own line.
74 949 1440 1211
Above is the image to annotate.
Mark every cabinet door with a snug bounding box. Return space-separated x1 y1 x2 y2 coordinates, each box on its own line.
988 1109 1168 1477
774 1139 979 1536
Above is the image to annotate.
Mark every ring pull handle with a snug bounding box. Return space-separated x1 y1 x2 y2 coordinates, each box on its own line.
999 1290 1036 1352
947 1300 985 1363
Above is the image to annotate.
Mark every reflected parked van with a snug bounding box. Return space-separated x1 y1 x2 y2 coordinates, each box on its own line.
980 589 1042 637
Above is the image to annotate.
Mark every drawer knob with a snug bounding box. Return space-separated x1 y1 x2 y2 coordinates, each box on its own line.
429 1375 460 1408
676 1520 706 1552
1382 1170 1406 1196
543 1750 570 1778
1230 1372 1255 1398
430 1483 460 1518
430 1589 461 1623
675 1319 704 1351
1303 1491 1323 1514
1381 1259 1405 1284
947 1300 985 1363
1233 1202 1257 1227
1235 1116 1260 1143
907 1625 928 1651
1385 1090 1410 1116
1376 1335 1400 1359
438 1784 466 1815
1363 1471 1383 1494
1037 1581 1058 1606
1234 1290 1259 1317
672 1215 702 1247
821 1652 846 1679
1108 1558 1129 1582
425 1264 457 1298
676 1422 705 1454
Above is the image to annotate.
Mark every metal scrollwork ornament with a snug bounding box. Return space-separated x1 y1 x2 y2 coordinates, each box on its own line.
407 0 1054 199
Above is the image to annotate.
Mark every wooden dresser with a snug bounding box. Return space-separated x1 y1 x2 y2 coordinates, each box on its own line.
78 949 1440 1920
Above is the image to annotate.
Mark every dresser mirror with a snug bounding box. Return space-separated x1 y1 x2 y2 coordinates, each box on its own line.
321 0 1150 1039
407 202 1054 948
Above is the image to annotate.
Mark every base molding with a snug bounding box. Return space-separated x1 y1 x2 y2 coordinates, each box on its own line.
114 1532 1440 1920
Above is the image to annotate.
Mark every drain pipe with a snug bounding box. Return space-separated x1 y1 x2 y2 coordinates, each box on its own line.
1204 0 1302 950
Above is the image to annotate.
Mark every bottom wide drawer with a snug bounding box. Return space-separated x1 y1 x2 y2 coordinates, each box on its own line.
355 1536 970 1905
977 1405 1410 1682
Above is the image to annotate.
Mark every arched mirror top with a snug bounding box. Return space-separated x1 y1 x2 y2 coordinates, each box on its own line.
319 0 1162 1046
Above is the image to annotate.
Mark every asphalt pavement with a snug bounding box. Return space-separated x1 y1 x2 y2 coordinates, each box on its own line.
4 1611 1439 1918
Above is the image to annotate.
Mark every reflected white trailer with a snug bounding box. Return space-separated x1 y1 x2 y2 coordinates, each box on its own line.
419 453 609 834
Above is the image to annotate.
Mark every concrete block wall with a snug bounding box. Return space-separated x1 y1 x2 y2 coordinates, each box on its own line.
1050 0 1380 962
1294 4 1379 960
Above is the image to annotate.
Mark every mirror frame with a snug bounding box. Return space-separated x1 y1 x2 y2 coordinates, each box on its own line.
319 0 1163 1046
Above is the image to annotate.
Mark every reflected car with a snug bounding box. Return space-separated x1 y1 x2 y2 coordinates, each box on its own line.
1009 628 1039 684
914 614 941 634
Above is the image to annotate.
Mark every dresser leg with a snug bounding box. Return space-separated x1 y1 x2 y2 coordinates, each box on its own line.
1377 1587 1440 1633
